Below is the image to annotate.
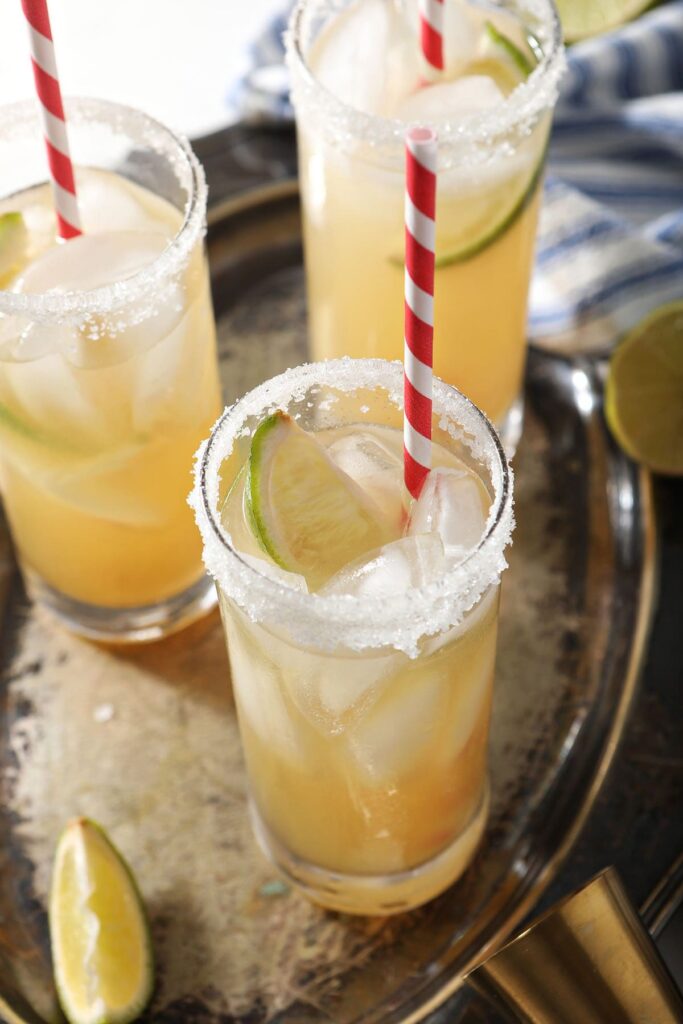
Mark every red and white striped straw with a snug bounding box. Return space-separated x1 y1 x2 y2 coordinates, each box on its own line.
418 0 445 73
21 0 82 239
404 127 437 501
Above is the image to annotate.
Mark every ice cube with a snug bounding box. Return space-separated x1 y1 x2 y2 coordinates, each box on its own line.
394 76 505 123
16 231 168 295
441 634 496 762
76 169 178 236
326 430 403 526
409 468 487 560
321 533 446 599
132 277 217 433
15 231 187 371
223 605 301 761
349 670 447 781
272 631 398 734
312 0 419 117
6 351 110 447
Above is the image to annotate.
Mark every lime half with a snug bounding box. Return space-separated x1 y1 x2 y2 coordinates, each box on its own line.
0 212 27 287
605 302 683 476
49 818 154 1024
556 0 654 42
245 411 394 590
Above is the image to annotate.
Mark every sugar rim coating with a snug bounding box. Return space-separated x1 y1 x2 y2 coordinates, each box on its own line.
0 97 206 322
286 0 566 168
190 358 514 657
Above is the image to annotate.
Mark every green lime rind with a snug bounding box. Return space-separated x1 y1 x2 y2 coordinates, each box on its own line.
0 212 27 287
605 301 683 477
49 817 155 1024
484 20 535 78
245 412 293 571
556 0 654 43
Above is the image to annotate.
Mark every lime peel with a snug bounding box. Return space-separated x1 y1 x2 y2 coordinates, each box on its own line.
49 818 154 1024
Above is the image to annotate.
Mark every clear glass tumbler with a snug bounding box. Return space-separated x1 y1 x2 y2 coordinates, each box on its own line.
0 99 222 641
191 358 514 914
287 0 565 452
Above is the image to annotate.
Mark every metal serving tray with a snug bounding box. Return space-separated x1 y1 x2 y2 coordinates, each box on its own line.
0 181 655 1024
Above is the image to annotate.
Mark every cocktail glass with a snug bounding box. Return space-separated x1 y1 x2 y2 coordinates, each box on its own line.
191 358 513 914
0 99 222 641
287 0 564 452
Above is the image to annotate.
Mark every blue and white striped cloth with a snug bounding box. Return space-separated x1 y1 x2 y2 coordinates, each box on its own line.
230 2 683 354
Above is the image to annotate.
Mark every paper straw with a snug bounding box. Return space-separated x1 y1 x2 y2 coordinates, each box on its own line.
404 127 437 501
418 0 445 73
21 0 82 239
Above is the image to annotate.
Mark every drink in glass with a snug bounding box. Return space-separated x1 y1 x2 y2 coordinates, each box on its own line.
0 99 221 640
191 358 513 914
287 0 564 448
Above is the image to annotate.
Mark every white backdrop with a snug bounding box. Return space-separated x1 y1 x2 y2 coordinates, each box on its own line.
1 0 283 139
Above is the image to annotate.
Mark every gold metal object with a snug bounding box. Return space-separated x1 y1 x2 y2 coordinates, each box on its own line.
468 867 683 1022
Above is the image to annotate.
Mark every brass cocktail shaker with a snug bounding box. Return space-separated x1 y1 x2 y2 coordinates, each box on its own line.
468 867 683 1022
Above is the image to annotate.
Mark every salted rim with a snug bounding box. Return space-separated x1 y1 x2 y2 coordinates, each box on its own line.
189 358 514 657
286 0 566 167
0 97 206 322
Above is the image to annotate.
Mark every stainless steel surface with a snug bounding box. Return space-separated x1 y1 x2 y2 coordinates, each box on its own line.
0 182 655 1023
468 867 683 1023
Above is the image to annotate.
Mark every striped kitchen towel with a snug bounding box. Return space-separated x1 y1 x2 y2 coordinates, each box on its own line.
230 1 683 354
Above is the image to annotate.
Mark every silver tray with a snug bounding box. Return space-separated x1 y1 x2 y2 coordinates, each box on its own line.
0 181 655 1024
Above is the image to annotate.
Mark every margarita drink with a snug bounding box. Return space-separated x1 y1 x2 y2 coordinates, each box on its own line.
288 0 564 445
0 100 221 640
191 359 513 914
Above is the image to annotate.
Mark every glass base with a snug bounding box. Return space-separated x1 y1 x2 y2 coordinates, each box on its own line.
249 787 490 916
497 393 524 459
24 568 217 643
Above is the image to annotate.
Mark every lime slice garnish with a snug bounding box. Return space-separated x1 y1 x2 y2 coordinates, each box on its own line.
49 818 154 1024
390 142 546 271
245 411 394 590
556 0 654 42
0 212 27 287
388 24 541 271
483 20 534 78
605 302 683 476
435 149 545 268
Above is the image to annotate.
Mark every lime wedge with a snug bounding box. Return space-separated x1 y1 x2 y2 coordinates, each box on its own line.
390 143 546 271
605 302 683 476
49 818 154 1024
388 17 542 272
245 411 394 590
556 0 654 42
0 212 27 287
483 20 534 78
435 150 545 268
